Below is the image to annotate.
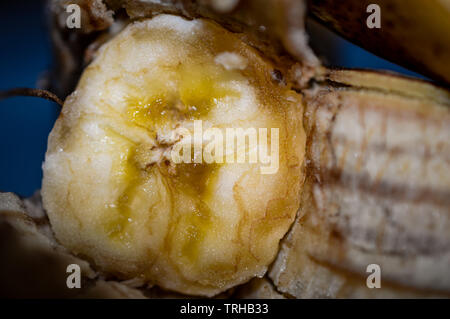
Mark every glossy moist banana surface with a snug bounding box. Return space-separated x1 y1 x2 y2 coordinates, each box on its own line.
42 14 306 296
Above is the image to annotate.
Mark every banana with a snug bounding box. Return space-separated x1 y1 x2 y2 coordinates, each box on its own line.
308 0 450 85
42 14 306 297
36 0 450 299
269 69 450 298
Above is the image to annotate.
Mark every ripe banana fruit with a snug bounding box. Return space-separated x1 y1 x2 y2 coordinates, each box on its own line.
308 0 450 85
42 14 306 297
33 0 450 299
270 69 450 298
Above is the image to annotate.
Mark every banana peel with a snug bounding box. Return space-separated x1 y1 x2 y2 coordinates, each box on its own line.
269 69 450 298
308 0 450 85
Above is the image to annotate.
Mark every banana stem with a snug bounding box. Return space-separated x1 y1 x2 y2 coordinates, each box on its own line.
0 88 63 107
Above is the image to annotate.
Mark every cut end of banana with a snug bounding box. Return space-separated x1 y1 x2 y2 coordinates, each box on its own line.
42 14 305 296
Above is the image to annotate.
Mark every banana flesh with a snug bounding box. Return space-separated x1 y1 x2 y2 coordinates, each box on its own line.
42 14 306 297
269 69 450 298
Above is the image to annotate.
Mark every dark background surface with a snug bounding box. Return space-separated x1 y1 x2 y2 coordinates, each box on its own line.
0 0 426 197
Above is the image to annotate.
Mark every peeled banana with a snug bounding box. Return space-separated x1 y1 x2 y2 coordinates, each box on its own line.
42 14 306 297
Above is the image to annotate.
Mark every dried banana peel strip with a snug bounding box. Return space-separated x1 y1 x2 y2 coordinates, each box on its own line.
270 70 450 298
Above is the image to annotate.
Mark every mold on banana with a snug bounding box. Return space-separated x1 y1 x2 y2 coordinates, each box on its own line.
42 14 306 296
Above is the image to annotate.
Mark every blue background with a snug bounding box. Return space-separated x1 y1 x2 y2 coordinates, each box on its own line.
0 1 426 197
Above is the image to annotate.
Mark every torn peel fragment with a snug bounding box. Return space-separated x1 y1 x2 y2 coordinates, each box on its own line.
42 14 306 297
270 70 450 298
